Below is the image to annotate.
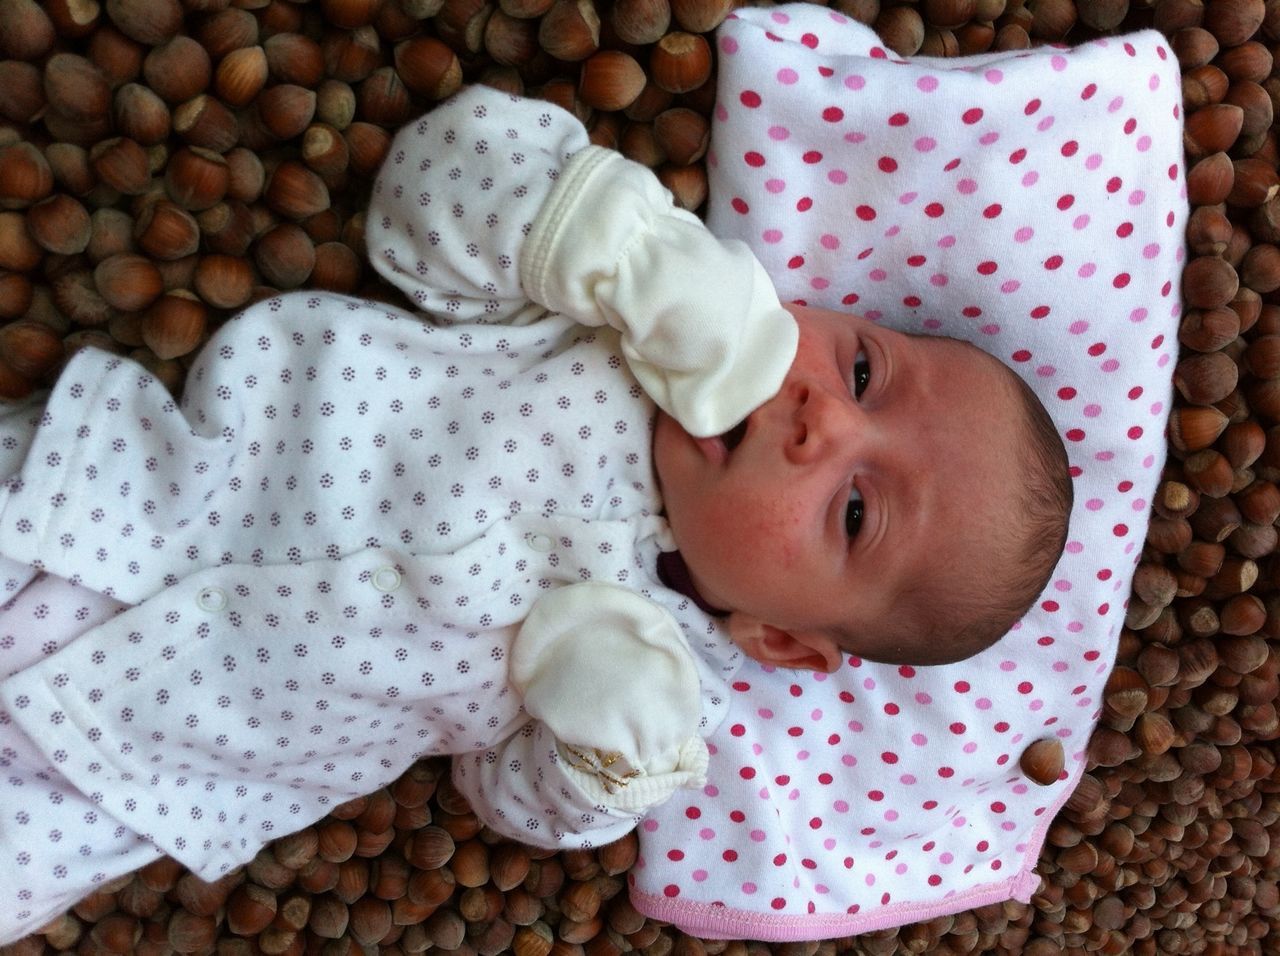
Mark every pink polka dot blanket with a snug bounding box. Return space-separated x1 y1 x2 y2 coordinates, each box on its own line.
627 5 1187 940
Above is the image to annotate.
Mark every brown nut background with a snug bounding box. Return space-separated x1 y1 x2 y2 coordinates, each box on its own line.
0 0 1279 954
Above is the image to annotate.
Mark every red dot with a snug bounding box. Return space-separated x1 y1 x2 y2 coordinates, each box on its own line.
730 810 745 822
1057 386 1076 400
841 293 859 305
732 681 751 691
899 665 916 677
1042 600 1060 612
878 156 898 173
1044 255 1063 270
818 773 833 784
929 875 942 886
1128 386 1143 399
1017 682 1033 694
950 722 966 734
731 197 749 215
868 790 884 801
797 197 813 212
962 107 983 124
801 32 818 47
773 853 787 866
881 752 899 764
771 898 787 910
802 150 823 164
1056 194 1075 210
740 90 761 108
1116 222 1134 237
884 702 900 715
822 106 844 122
1081 83 1097 100
1088 342 1106 356
1060 140 1078 157
1023 99 1040 115
1009 148 1027 163
954 681 970 693
685 806 701 818
1128 426 1143 439
1030 305 1050 318
730 723 745 736
855 204 876 221
723 849 738 861
787 255 805 269
1113 273 1131 288
907 254 926 266
1113 523 1129 536
943 158 961 172
739 766 755 779
664 885 680 897
1011 348 1031 362
668 849 685 861
1118 480 1133 492
787 726 803 737
938 767 954 778
744 151 765 167
889 112 909 126
775 774 790 786
1107 176 1122 193
983 203 1002 218
1124 118 1137 134
977 260 998 275
1066 428 1085 441
903 295 921 308
925 202 944 217
962 305 982 317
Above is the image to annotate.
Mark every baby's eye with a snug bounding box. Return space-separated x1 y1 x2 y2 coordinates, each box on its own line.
850 349 871 398
845 486 863 538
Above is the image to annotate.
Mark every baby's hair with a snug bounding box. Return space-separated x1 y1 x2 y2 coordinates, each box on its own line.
858 340 1073 667
938 368 1073 663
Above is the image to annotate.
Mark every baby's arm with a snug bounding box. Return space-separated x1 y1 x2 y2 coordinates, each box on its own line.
368 85 798 439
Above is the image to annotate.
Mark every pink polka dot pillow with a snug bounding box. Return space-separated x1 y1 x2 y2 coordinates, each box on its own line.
627 6 1187 940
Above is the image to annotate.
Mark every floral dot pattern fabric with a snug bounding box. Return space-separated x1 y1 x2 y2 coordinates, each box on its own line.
628 7 1187 939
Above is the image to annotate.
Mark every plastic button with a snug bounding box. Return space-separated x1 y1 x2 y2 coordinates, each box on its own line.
524 532 554 553
372 566 402 592
196 586 227 612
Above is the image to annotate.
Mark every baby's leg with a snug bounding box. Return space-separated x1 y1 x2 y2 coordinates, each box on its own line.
0 553 152 945
0 717 164 945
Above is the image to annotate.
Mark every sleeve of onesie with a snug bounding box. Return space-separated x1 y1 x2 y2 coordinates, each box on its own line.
450 582 709 848
367 85 798 439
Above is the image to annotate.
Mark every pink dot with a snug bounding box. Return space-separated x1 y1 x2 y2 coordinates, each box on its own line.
914 136 936 152
1014 226 1033 242
1036 365 1055 377
1037 115 1055 132
979 132 999 145
845 75 865 91
984 69 1003 83
976 698 992 710
828 170 848 185
821 234 840 250
1073 214 1090 230
980 323 1000 335
810 277 829 290
1021 171 1039 187
916 76 938 92
1085 154 1102 169
899 191 918 204
1137 135 1152 152
930 274 948 287
765 179 786 193
1051 55 1067 71
768 125 790 140
643 820 660 831
742 882 758 894
762 229 783 243
692 869 708 882
1078 263 1096 278
1108 95 1125 113
1000 280 1020 293
1102 358 1120 372
1149 73 1161 90
1130 307 1149 322
869 268 887 281
937 235 956 248
911 734 927 746
843 131 867 144
1083 404 1101 417
1129 189 1147 205
777 68 799 85
769 9 790 22
1142 243 1160 259
719 37 739 54
957 178 977 194
715 104 728 122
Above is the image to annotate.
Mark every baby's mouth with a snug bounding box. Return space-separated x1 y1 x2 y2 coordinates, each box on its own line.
721 418 749 452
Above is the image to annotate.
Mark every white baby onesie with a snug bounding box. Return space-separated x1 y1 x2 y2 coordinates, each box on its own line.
0 86 797 943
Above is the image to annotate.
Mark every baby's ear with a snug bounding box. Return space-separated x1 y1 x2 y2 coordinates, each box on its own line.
727 613 843 673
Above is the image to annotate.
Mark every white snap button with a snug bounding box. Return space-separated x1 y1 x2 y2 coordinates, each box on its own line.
525 532 554 553
372 566 401 592
196 587 227 612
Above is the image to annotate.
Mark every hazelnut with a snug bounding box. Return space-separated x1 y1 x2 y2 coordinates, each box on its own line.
0 142 53 210
165 146 230 211
653 107 709 165
43 52 111 123
657 162 707 211
1203 0 1265 46
394 36 463 101
114 83 171 146
141 290 208 361
579 50 647 112
264 160 329 221
264 33 327 87
357 66 413 127
317 79 358 130
649 31 711 94
322 26 382 84
215 45 269 108
197 200 257 257
1186 151 1235 206
257 84 318 141
1171 25 1220 69
0 210 42 271
104 0 182 46
539 0 601 61
1019 738 1065 785
924 0 978 28
195 7 260 61
142 36 212 104
0 0 56 62
26 193 92 255
344 123 392 177
875 5 926 56
0 60 45 124
254 222 316 289
172 95 239 154
302 124 350 184
94 252 163 312
670 0 733 33
485 9 541 66
0 321 62 381
612 0 671 45
134 199 199 260
90 136 153 196
193 253 254 309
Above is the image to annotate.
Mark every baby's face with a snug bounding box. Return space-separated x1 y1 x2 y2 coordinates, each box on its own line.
652 303 1029 666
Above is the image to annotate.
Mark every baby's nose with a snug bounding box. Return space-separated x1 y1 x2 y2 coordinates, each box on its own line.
784 382 858 463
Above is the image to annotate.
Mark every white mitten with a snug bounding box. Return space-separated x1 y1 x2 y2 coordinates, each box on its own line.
511 582 708 808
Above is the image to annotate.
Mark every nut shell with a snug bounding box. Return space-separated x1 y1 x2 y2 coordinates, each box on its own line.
1019 738 1065 785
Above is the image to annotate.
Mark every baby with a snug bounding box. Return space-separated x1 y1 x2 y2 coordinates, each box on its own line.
0 85 1069 943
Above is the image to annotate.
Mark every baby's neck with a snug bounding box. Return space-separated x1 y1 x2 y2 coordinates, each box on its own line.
656 551 725 617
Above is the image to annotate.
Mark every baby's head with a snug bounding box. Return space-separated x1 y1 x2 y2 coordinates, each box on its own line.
653 303 1073 669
